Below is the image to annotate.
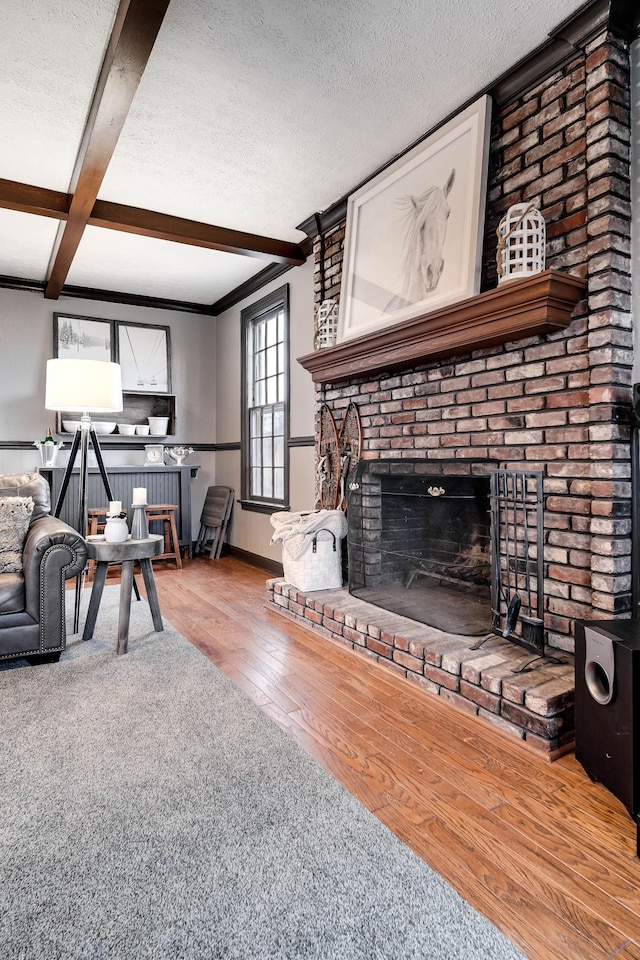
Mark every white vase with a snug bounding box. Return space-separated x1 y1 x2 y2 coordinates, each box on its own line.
104 517 129 543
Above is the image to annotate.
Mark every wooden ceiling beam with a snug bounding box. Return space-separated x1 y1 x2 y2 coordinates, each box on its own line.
0 179 70 220
45 0 170 300
0 178 306 265
89 201 306 265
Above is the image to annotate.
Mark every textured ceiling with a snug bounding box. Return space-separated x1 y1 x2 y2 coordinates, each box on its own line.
0 0 120 190
0 0 590 308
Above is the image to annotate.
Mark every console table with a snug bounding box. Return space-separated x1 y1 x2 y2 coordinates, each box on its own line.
40 464 199 555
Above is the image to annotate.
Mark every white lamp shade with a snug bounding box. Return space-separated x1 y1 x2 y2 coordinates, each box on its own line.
45 359 123 413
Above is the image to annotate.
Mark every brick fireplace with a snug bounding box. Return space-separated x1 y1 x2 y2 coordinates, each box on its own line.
267 23 633 756
301 26 634 653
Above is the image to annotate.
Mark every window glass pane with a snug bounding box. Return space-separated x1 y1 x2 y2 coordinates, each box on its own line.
250 408 261 439
263 437 273 467
274 435 284 466
255 351 265 382
256 320 266 351
263 471 273 499
251 438 261 467
251 468 261 497
256 380 266 406
262 407 273 437
274 405 284 437
274 468 284 500
266 345 277 378
278 343 284 373
266 314 277 347
267 376 278 405
277 373 284 402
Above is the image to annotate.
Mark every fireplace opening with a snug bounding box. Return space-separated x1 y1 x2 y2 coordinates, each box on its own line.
347 461 492 636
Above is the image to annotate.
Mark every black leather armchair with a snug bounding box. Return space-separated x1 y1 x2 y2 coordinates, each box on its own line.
0 473 87 664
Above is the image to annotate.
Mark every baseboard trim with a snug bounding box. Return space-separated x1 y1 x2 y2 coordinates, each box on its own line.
227 545 283 575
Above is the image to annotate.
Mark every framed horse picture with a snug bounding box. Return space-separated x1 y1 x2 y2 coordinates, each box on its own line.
338 96 492 342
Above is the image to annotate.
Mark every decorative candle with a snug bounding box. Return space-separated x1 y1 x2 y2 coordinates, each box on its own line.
132 487 147 505
108 500 122 516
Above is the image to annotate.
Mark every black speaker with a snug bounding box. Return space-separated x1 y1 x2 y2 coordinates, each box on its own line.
575 619 640 853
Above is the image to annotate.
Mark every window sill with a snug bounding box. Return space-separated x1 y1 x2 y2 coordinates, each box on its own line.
238 499 290 515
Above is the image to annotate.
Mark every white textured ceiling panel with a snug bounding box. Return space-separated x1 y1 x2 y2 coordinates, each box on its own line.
66 227 267 304
99 0 588 239
0 0 119 191
0 210 60 281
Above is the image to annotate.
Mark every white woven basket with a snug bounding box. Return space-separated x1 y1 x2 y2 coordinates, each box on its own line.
282 529 343 592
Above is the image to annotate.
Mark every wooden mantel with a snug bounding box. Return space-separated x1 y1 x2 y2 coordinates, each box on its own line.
297 270 586 385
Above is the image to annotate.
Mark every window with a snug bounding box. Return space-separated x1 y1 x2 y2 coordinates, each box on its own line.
241 285 289 511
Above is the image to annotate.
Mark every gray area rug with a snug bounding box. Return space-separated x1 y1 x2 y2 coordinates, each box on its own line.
0 587 525 960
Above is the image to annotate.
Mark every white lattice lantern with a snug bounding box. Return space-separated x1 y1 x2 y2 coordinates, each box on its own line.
496 203 546 283
314 298 339 349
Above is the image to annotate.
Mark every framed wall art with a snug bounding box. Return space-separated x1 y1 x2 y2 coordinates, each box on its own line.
338 95 492 342
117 322 171 393
53 313 116 361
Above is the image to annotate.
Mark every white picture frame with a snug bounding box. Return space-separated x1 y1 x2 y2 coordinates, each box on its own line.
338 96 492 342
118 322 171 393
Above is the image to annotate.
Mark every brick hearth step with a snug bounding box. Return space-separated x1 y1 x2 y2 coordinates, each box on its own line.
267 579 575 759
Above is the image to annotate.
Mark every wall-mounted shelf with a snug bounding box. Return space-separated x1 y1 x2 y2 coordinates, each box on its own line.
297 270 586 385
55 392 176 439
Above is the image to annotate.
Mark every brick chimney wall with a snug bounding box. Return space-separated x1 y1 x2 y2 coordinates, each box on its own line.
311 31 633 652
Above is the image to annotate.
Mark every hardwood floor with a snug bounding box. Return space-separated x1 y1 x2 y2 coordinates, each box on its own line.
145 555 640 960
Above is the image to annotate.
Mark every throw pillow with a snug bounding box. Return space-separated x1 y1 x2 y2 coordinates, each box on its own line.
0 497 35 574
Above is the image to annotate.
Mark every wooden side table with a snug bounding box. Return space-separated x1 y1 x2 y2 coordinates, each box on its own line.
82 534 164 655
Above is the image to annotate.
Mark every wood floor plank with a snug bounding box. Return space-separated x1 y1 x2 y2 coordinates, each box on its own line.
422 817 623 960
491 803 640 940
611 944 640 960
420 792 633 954
279 663 556 813
288 710 439 824
280 671 499 807
231 655 301 715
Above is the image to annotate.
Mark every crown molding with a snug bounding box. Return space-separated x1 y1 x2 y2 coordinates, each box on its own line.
210 236 313 315
0 274 213 315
